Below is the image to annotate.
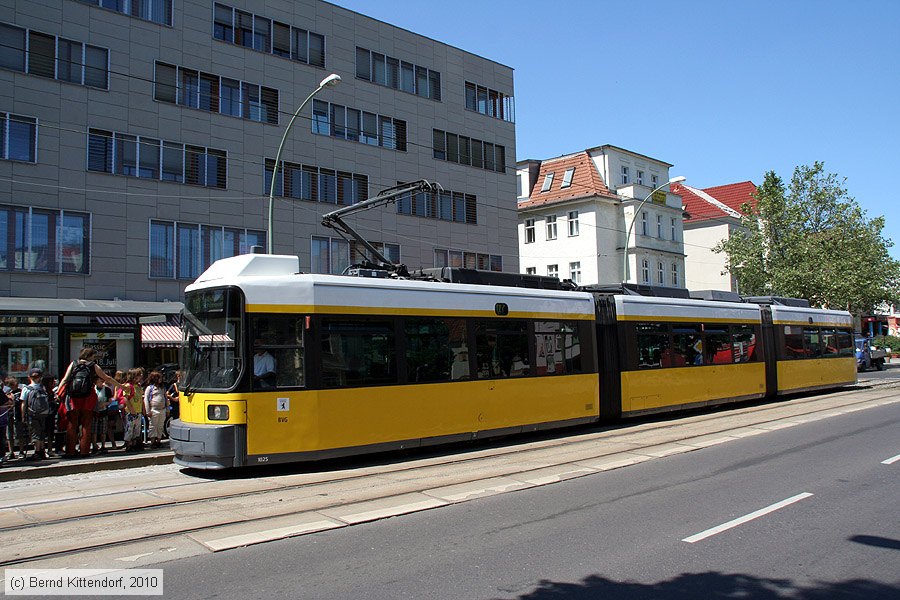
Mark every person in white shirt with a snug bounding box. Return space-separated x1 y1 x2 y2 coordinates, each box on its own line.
253 340 276 388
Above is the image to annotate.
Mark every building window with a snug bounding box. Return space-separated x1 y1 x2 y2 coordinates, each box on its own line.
546 215 557 240
351 240 400 267
637 170 644 186
671 217 677 241
358 47 440 101
641 211 648 236
155 61 278 125
541 173 554 192
561 168 574 188
464 81 514 122
547 264 558 279
524 218 535 244
0 205 90 274
657 214 663 238
88 129 227 189
398 186 475 224
658 261 665 285
314 100 406 151
311 236 350 274
213 4 325 67
266 160 367 206
621 166 629 185
567 211 579 237
0 22 108 89
672 263 679 287
150 219 264 279
525 267 536 275
641 259 650 283
77 0 173 26
434 248 492 270
652 174 659 188
2 112 37 163
432 129 505 173
569 261 581 284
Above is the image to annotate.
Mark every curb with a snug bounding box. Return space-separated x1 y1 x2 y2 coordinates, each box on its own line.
0 451 174 482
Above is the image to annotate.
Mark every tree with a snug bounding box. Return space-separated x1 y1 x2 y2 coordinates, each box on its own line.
716 162 900 313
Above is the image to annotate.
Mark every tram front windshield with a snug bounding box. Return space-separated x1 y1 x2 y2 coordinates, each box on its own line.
182 288 243 391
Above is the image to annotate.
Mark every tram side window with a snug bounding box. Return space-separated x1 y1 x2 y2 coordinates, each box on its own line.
406 317 469 382
732 325 758 363
837 329 854 356
820 328 839 358
534 321 582 375
636 323 668 369
250 315 305 388
703 324 733 365
320 319 396 388
803 327 823 358
476 320 529 378
784 326 805 359
672 324 703 366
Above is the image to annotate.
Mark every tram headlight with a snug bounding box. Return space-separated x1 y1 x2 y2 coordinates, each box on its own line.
207 404 230 421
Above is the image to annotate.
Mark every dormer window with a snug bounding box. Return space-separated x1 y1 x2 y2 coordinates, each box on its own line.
561 167 575 188
541 172 554 192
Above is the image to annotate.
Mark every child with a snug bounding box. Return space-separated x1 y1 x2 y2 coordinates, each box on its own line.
121 368 144 452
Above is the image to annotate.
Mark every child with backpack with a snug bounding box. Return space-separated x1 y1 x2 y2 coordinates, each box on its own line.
22 368 51 460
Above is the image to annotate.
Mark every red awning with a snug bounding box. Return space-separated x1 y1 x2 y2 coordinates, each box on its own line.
141 324 182 347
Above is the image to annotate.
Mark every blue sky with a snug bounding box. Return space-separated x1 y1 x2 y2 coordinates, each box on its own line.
333 0 900 257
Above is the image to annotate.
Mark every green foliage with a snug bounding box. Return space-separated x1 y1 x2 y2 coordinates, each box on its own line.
872 335 900 353
716 162 900 313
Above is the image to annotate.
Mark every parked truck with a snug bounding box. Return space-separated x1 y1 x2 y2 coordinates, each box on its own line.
855 335 887 371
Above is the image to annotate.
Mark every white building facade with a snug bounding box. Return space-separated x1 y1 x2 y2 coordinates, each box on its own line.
517 146 685 287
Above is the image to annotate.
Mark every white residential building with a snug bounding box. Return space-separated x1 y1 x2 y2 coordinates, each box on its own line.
675 181 756 292
517 145 685 287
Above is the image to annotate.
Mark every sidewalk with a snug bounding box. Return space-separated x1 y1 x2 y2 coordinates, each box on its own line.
0 441 174 482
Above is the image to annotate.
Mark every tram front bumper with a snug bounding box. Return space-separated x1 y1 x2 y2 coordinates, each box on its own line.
169 420 245 469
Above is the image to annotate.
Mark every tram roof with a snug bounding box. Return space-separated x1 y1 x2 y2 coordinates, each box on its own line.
769 304 852 327
187 254 596 320
614 294 764 323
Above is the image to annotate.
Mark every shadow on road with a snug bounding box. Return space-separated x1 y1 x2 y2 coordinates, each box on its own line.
495 572 899 600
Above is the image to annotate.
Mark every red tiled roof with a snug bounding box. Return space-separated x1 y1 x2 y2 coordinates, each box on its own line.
517 152 617 210
675 181 757 224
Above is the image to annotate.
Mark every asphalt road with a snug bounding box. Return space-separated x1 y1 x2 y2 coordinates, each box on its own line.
147 399 900 599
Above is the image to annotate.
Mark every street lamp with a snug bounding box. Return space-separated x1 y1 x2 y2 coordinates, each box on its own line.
621 175 686 283
267 73 342 253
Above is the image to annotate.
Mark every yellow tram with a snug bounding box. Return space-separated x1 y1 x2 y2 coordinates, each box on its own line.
171 254 856 469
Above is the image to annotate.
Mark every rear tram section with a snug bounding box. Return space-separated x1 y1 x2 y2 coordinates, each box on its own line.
170 255 857 469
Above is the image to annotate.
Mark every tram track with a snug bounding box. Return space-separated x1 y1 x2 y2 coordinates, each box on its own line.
1 384 897 567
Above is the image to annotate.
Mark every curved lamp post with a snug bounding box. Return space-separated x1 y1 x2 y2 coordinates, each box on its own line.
622 175 686 283
267 73 342 254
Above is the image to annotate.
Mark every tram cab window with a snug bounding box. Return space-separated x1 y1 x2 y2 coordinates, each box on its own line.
183 288 243 391
703 324 733 365
783 326 805 359
821 329 840 358
803 327 823 357
672 324 702 366
732 325 757 363
534 321 582 375
636 323 668 369
250 315 305 388
406 317 468 382
319 318 396 388
476 320 529 378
